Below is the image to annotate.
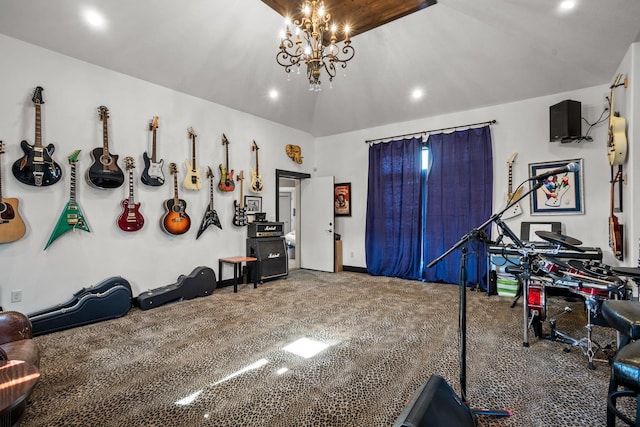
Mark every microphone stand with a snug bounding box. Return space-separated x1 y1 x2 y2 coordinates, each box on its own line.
426 178 543 418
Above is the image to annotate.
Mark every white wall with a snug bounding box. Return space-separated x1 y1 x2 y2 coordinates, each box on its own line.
316 79 637 270
0 35 314 313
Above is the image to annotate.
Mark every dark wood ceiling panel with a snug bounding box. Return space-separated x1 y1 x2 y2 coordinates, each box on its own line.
262 0 437 38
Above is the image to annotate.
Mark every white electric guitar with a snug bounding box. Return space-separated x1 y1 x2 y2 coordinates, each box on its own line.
501 153 522 219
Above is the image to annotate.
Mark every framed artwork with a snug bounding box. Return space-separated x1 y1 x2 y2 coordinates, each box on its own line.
334 182 351 216
244 196 262 214
529 158 584 215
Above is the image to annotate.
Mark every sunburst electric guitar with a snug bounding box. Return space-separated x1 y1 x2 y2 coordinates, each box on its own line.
117 157 145 232
196 167 222 239
12 86 62 187
161 163 191 235
87 106 124 189
218 134 235 192
183 126 202 190
45 150 90 250
141 116 164 186
501 153 523 219
233 171 248 226
249 140 263 193
0 141 26 243
607 74 628 167
609 170 623 260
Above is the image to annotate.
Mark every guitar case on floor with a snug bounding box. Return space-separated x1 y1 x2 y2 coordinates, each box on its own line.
28 276 132 336
135 266 216 311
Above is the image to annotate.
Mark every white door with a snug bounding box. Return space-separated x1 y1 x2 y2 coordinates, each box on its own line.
279 192 292 235
300 176 334 272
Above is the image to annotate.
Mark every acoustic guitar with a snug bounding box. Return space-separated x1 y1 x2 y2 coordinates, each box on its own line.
501 152 522 219
218 134 235 192
45 150 90 250
161 163 191 235
607 74 627 166
196 167 222 239
232 170 248 226
12 86 62 187
0 141 26 243
87 106 125 189
141 116 165 186
249 140 263 193
183 126 202 190
117 157 145 232
609 170 623 260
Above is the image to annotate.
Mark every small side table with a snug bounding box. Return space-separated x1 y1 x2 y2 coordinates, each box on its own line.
218 256 258 293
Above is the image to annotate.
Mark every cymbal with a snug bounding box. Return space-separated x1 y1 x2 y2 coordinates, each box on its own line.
535 231 584 252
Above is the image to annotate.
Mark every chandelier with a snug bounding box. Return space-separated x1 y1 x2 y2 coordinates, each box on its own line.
277 1 355 92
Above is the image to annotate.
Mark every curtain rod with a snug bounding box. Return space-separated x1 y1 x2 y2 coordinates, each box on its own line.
364 119 497 144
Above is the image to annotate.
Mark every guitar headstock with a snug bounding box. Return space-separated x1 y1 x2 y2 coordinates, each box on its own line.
149 116 159 131
169 163 178 175
507 152 518 165
236 170 245 182
68 150 81 165
125 156 135 170
32 86 44 105
222 134 229 146
188 126 197 140
206 166 214 179
98 106 110 121
252 140 259 151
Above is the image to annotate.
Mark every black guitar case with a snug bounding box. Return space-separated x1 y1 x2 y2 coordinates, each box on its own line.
28 276 132 337
135 266 216 311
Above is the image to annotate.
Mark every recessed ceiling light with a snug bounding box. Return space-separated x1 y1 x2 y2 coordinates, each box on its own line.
411 88 424 100
83 8 106 30
269 89 279 99
560 1 575 10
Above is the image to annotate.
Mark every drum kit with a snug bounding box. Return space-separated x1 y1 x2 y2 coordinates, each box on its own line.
512 230 635 369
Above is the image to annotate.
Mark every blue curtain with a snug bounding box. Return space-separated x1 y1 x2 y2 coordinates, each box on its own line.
365 137 422 279
422 126 493 287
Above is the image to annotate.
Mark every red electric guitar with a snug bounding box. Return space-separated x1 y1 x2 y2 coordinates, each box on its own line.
117 157 144 232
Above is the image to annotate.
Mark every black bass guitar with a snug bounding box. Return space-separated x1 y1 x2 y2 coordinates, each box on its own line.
87 106 124 189
196 167 222 239
141 116 164 186
12 86 62 187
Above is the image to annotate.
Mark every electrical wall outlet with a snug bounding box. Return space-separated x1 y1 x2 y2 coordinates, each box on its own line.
11 290 22 303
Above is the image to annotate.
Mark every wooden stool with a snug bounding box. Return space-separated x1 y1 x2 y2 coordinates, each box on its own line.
218 256 258 293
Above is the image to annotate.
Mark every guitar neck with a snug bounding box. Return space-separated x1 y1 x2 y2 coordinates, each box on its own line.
102 118 109 155
507 164 513 197
173 174 179 205
34 104 43 148
209 177 214 210
0 144 4 200
128 170 135 204
191 136 196 170
69 163 77 204
151 129 157 163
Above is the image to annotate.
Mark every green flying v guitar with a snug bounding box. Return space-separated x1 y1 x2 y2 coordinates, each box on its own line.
45 150 90 249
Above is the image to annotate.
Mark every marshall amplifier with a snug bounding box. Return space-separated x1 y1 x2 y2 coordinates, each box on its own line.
247 222 284 238
247 237 288 282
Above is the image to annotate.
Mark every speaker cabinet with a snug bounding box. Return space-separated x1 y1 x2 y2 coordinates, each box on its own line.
246 237 288 282
394 375 476 427
549 99 581 142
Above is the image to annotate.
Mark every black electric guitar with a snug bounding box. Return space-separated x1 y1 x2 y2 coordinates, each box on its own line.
249 140 263 193
609 170 623 260
183 126 202 190
87 106 124 189
45 150 90 250
0 141 26 243
141 116 164 186
161 163 191 235
196 167 222 239
607 74 628 167
117 157 145 232
233 171 248 226
12 86 62 187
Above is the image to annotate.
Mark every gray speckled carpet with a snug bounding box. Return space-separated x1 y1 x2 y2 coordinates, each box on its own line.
24 270 620 426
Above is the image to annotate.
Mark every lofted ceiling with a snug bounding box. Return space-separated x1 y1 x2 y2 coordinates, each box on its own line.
0 0 639 137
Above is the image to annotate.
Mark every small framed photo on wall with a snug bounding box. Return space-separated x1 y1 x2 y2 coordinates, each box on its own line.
529 158 584 215
244 195 262 214
334 183 351 216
